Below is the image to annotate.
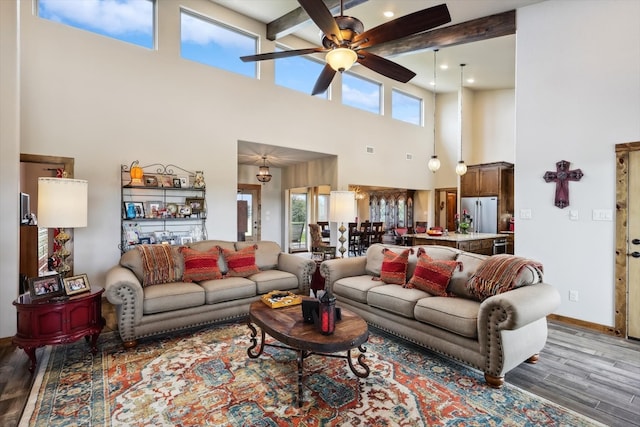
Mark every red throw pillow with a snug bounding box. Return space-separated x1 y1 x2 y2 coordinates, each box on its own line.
406 248 461 296
220 245 260 277
379 248 412 285
180 247 222 282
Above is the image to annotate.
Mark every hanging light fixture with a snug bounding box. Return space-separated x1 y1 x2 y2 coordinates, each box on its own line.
428 49 441 173
256 156 272 183
456 63 468 176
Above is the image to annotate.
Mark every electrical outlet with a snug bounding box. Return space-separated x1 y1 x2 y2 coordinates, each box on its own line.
592 209 613 221
569 210 579 221
569 290 579 302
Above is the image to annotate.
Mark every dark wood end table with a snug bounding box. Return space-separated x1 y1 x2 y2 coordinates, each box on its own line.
247 299 369 407
12 287 105 372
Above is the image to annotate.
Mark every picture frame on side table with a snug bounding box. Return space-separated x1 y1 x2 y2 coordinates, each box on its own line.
63 273 91 296
312 252 325 262
28 274 65 300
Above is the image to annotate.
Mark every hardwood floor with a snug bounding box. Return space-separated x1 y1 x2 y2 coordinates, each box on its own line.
0 321 638 426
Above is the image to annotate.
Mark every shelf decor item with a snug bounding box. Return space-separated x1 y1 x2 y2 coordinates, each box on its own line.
63 273 91 296
28 274 65 300
129 161 144 186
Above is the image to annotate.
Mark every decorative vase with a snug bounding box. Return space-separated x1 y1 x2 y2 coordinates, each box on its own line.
459 221 470 234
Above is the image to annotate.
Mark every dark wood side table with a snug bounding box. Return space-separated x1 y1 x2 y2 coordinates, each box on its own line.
12 286 105 372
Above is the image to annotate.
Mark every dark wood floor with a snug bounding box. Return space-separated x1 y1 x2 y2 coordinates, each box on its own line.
1 321 638 427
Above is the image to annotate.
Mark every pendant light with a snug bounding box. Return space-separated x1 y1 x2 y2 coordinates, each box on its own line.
427 49 441 173
256 156 272 183
456 63 468 176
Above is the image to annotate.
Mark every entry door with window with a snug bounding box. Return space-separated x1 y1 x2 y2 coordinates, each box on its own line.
237 184 261 242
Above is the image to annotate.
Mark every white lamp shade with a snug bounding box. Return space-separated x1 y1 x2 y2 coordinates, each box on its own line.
329 191 356 223
38 178 88 228
326 48 358 72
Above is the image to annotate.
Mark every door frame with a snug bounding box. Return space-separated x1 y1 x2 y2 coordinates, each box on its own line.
237 183 261 242
434 187 457 231
614 141 640 338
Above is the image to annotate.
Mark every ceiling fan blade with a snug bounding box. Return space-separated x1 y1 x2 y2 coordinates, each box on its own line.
312 63 337 96
354 4 451 50
356 50 416 83
298 0 343 44
240 47 324 62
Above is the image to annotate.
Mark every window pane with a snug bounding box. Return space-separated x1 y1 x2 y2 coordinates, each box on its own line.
38 0 154 49
342 73 381 114
317 195 329 221
275 48 328 98
180 10 257 78
392 89 422 125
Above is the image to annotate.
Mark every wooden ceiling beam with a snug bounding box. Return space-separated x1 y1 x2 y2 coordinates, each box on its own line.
367 10 516 57
266 0 368 41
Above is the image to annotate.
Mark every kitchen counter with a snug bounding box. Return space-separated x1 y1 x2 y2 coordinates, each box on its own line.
407 232 508 256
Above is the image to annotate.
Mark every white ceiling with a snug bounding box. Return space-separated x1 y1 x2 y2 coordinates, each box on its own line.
210 0 544 166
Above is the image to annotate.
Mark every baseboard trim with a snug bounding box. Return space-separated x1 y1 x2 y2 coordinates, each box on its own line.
0 336 14 347
548 314 619 336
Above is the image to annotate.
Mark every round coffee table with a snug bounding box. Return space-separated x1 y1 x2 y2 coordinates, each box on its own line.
247 299 369 407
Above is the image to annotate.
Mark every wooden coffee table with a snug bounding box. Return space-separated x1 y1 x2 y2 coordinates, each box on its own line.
247 299 370 407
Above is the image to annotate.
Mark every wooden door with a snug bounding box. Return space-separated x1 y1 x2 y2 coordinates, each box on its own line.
628 150 640 339
237 184 261 242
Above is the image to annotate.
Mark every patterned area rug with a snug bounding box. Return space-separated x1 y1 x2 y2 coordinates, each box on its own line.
20 321 602 426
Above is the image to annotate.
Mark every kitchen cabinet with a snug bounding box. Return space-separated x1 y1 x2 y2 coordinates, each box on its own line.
460 162 514 233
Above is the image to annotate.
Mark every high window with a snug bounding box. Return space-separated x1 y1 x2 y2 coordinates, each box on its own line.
180 10 257 78
37 0 154 49
342 72 382 114
392 89 422 125
275 47 328 98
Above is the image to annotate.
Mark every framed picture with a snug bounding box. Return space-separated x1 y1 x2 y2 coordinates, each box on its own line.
28 274 64 300
179 205 192 217
63 273 91 296
158 174 174 188
186 197 205 214
123 201 145 219
181 236 193 245
139 236 151 244
144 175 158 187
172 178 181 188
178 175 189 188
312 252 325 262
145 201 163 218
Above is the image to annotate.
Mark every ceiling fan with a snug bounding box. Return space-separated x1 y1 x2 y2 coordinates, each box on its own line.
240 0 451 95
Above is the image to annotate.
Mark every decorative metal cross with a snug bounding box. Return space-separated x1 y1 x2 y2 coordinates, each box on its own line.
543 160 583 209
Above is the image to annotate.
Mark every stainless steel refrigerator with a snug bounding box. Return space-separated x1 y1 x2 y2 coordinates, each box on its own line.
460 197 498 233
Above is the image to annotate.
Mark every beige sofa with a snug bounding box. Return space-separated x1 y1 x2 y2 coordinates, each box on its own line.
320 243 561 388
105 240 315 348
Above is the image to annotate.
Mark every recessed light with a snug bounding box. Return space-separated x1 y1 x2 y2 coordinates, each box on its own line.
467 78 475 84
383 10 394 18
440 64 448 70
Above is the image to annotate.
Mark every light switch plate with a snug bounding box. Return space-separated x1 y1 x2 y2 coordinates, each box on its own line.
520 209 532 220
592 209 613 221
569 210 579 221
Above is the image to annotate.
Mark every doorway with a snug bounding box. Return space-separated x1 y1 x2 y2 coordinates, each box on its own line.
434 187 458 232
237 184 261 242
614 141 640 339
19 154 75 290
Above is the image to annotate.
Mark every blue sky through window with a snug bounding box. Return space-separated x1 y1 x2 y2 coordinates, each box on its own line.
275 47 327 97
392 89 422 126
38 0 154 49
342 72 381 114
180 11 257 78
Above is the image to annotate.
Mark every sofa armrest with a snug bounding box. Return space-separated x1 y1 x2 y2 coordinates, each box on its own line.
277 253 316 295
320 257 368 292
105 265 145 341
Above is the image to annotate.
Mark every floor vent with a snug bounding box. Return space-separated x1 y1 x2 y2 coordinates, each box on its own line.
366 146 375 154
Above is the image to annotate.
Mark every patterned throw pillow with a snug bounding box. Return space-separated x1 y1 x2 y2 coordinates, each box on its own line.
378 248 412 285
405 248 461 296
137 244 180 287
466 254 543 301
180 247 222 282
219 244 261 278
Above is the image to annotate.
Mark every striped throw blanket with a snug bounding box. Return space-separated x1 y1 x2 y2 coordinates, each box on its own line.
466 254 543 301
137 244 178 287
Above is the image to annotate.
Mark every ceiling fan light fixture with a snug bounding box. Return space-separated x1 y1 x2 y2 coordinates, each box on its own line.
326 48 357 72
256 156 272 183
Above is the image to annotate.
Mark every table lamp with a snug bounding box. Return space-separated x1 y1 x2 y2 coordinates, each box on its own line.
329 191 356 258
37 178 88 277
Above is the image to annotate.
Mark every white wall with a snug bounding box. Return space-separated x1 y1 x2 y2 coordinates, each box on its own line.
516 0 640 326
